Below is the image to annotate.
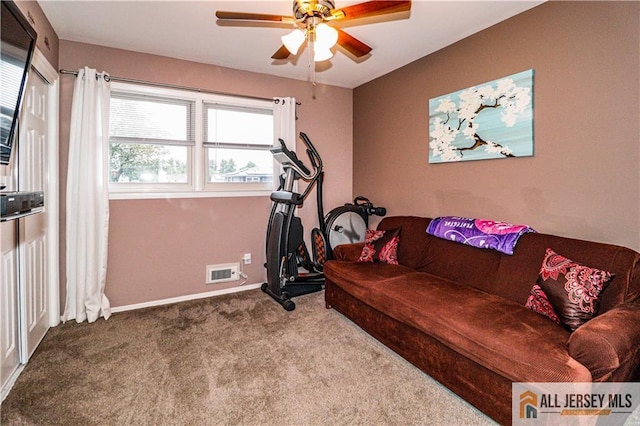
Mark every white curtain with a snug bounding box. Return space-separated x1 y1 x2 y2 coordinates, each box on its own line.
273 97 297 149
62 67 112 323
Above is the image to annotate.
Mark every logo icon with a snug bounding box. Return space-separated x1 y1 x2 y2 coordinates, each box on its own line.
520 390 538 419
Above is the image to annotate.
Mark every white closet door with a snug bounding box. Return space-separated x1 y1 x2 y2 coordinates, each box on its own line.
0 221 20 391
18 71 49 359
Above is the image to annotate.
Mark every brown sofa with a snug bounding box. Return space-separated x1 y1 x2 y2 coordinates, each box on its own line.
324 216 640 424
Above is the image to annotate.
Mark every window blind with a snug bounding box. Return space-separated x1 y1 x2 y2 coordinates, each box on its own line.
203 103 273 150
109 92 195 146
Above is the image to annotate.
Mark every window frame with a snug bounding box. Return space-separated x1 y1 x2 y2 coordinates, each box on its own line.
108 82 277 199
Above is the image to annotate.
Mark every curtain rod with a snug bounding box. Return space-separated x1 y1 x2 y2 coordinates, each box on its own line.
58 69 293 104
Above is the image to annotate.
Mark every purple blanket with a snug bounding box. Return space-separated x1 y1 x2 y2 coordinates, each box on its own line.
426 216 536 255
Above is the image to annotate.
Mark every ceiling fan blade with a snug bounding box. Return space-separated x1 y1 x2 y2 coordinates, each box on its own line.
336 28 372 58
331 0 411 20
271 45 291 60
216 11 294 23
331 1 411 21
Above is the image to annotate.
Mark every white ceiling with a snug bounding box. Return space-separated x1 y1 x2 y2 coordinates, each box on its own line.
40 0 544 89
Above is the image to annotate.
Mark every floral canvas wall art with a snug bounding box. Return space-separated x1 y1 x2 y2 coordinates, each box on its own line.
428 69 534 163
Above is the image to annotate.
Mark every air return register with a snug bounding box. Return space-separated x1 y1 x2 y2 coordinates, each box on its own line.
206 263 239 284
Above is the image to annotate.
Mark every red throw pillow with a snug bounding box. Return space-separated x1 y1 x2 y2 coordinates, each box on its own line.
358 227 401 265
525 248 614 332
525 283 561 325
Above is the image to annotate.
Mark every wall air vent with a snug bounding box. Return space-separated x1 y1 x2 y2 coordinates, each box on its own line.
206 263 240 284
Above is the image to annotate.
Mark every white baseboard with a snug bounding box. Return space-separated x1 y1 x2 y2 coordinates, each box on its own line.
111 282 263 313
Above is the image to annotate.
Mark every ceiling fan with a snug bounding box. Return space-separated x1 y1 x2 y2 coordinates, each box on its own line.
215 1 412 63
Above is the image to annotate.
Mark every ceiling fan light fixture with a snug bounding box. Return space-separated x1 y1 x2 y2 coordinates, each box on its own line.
217 0 410 72
313 44 334 62
315 23 338 49
281 29 306 55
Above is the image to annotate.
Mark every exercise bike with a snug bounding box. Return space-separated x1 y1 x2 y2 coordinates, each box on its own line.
262 132 326 311
317 196 387 267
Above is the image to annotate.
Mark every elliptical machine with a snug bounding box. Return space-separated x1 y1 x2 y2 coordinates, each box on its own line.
262 132 326 311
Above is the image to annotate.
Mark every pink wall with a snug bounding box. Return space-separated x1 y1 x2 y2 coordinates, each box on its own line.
14 0 58 69
353 1 640 251
58 41 353 307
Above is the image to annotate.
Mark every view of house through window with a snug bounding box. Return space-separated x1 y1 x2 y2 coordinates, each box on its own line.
108 82 275 194
204 104 274 185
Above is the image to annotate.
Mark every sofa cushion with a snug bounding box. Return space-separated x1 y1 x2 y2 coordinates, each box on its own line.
358 227 401 264
377 217 501 292
533 248 614 332
492 232 640 313
376 216 433 270
323 260 418 301
333 242 366 262
362 273 592 382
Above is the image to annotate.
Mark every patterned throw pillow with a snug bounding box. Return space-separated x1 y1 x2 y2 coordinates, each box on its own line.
525 284 561 325
525 248 614 332
358 227 401 265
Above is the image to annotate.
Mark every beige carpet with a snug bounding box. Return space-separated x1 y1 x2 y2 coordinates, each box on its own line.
1 289 496 425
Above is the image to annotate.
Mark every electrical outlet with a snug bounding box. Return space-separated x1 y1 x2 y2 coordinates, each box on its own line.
243 253 251 265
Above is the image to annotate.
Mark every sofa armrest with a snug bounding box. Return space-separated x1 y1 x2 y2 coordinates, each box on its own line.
568 300 640 381
333 243 365 262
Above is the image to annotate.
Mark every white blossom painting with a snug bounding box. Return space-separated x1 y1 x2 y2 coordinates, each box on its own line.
428 69 534 163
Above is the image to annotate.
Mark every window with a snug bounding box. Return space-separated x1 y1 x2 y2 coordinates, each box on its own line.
203 104 274 188
108 82 275 197
109 93 194 185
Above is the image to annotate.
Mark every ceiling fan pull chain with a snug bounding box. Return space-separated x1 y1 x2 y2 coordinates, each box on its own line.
309 38 316 86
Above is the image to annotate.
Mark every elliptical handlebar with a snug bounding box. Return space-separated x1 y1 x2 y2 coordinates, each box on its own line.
271 132 322 182
354 196 386 217
271 139 313 180
299 132 323 173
